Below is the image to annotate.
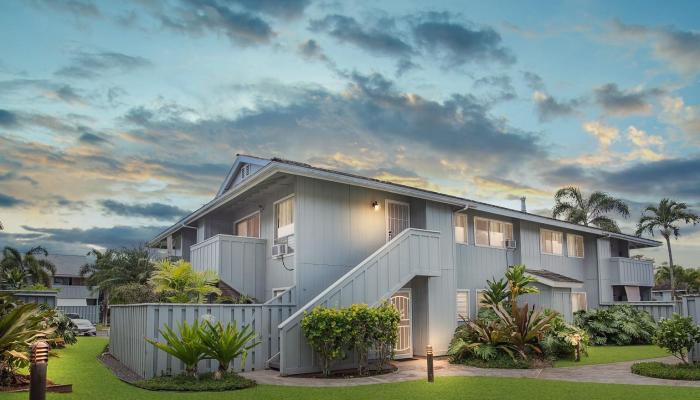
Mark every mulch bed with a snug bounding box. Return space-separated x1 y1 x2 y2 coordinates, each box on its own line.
0 376 72 393
98 352 143 384
291 363 398 379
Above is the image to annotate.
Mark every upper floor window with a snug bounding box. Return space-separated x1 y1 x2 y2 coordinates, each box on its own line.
274 195 295 239
474 217 513 248
567 234 585 258
541 228 563 255
235 211 260 238
454 213 468 244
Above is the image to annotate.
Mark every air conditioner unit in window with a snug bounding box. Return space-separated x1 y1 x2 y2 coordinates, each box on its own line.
272 243 290 258
505 239 517 249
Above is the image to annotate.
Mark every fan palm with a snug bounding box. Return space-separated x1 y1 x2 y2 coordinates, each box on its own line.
636 199 699 299
552 187 630 232
0 247 56 288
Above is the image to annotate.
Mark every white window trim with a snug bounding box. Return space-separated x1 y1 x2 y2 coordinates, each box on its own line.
454 213 469 244
385 199 411 242
274 194 295 240
473 216 513 249
567 233 585 258
571 291 588 312
540 228 564 256
234 210 261 238
456 289 470 321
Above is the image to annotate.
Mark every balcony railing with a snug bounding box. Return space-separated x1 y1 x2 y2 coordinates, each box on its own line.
609 257 654 286
190 234 267 301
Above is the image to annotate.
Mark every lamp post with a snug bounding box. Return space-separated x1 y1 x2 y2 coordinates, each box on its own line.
426 345 434 383
29 341 49 400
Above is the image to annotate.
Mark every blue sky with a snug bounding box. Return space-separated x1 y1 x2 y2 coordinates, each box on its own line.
1 0 699 265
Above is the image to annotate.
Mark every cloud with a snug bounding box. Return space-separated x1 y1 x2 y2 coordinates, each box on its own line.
0 109 19 127
594 83 664 116
532 90 582 121
6 225 168 250
412 12 515 66
522 71 545 91
229 0 311 19
55 51 151 79
0 172 38 186
0 79 87 105
78 132 109 145
309 15 413 58
298 39 330 62
29 0 100 18
613 20 700 76
0 194 25 207
473 176 548 200
473 75 516 102
583 121 619 149
99 200 188 220
661 96 700 142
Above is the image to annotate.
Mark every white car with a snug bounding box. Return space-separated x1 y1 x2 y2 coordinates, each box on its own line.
70 318 97 336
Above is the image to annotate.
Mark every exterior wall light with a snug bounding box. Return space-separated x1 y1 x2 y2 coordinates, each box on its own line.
372 201 380 211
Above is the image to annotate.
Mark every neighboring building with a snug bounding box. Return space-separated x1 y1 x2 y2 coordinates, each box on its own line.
651 282 688 301
47 254 99 308
149 154 661 375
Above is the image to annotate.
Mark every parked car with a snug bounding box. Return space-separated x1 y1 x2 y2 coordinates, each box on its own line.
70 318 97 336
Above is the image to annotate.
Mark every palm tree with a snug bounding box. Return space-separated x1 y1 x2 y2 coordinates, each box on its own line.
149 259 221 303
552 187 630 232
636 198 699 299
80 247 153 322
0 246 56 288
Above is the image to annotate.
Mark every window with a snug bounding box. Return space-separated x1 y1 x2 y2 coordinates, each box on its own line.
540 229 563 255
456 289 470 321
454 214 468 244
476 289 487 310
54 276 71 285
274 195 295 239
235 212 260 238
567 234 585 258
474 217 513 248
571 292 587 313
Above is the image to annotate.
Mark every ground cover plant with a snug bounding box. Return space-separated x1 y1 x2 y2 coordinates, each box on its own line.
574 305 656 345
134 372 255 391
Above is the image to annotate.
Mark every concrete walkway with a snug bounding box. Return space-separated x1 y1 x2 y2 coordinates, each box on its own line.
240 356 700 388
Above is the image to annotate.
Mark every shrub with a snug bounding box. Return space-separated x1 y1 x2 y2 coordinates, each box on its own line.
146 320 207 377
301 307 350 377
346 304 376 375
449 318 515 362
149 260 221 303
41 308 77 347
372 301 400 372
632 362 700 381
653 314 700 364
110 283 162 304
200 320 260 379
574 305 656 345
493 303 556 360
541 311 589 361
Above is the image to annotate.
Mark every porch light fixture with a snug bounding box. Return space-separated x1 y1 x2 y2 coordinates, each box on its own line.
372 201 380 211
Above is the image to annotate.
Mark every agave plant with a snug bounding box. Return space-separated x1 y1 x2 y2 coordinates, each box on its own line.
145 320 207 377
493 303 556 360
200 320 260 379
0 299 55 385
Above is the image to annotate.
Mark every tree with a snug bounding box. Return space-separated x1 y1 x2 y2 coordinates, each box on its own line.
148 259 221 303
0 247 56 288
80 247 153 322
636 199 699 299
552 187 630 233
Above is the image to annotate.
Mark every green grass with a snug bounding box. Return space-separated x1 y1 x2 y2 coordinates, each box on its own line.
3 338 698 400
555 345 670 368
632 362 700 381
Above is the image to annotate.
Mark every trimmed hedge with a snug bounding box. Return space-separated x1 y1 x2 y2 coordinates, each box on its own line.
133 372 255 391
631 362 700 381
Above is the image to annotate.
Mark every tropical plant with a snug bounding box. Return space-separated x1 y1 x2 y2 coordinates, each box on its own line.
200 320 260 379
449 318 516 361
541 311 589 361
0 246 56 288
574 305 656 345
504 264 539 315
552 187 630 232
481 277 508 308
1 267 27 290
148 260 221 303
653 314 700 365
145 320 207 377
636 199 699 299
81 247 154 322
109 283 162 304
654 264 700 294
0 297 55 385
41 308 77 347
493 303 556 360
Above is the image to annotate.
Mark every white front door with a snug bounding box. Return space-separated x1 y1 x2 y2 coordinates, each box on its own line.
386 200 410 241
391 289 412 359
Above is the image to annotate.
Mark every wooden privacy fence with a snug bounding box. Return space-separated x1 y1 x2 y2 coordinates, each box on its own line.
682 296 700 362
600 301 680 321
109 301 295 379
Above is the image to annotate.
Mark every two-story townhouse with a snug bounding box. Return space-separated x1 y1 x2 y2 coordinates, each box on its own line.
149 154 660 375
47 254 100 322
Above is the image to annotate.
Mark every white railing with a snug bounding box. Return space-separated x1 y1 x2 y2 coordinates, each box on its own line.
278 228 441 376
609 257 654 286
190 234 267 301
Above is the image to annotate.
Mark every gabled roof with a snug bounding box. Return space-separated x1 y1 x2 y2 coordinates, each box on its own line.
526 269 584 288
149 155 663 248
215 154 271 197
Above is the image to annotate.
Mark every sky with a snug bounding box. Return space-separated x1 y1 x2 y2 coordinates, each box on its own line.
0 0 699 266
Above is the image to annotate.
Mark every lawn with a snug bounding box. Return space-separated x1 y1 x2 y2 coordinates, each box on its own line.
554 345 670 368
3 337 697 400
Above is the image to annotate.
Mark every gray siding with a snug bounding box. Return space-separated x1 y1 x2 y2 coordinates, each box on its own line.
110 302 296 379
597 238 614 303
683 296 700 362
58 305 100 323
190 235 266 301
